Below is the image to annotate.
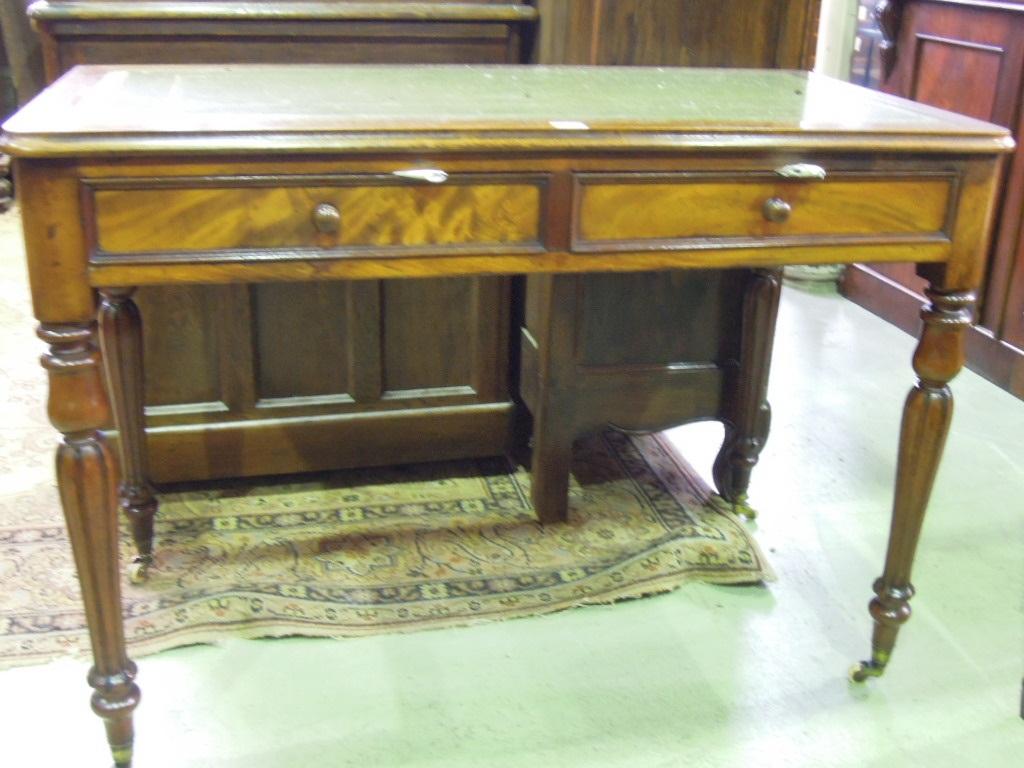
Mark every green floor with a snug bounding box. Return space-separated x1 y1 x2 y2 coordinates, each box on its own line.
2 284 1022 767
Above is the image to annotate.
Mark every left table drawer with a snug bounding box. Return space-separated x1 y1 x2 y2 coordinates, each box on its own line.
89 177 544 256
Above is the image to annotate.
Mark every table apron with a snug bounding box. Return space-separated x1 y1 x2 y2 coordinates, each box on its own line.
86 240 952 287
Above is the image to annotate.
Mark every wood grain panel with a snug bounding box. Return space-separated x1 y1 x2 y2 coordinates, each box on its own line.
252 282 351 401
532 0 819 69
93 182 542 254
591 0 784 67
576 177 952 244
134 285 221 408
576 271 743 367
912 37 1003 120
382 278 476 394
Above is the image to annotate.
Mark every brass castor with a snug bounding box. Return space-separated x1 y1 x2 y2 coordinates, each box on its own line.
733 500 758 521
127 555 151 584
709 493 758 521
112 743 134 768
848 660 885 683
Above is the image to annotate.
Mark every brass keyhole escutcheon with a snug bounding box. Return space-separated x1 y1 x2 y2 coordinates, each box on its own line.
763 197 792 224
312 202 341 235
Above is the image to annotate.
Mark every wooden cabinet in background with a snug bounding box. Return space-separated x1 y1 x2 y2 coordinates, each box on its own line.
842 0 1024 398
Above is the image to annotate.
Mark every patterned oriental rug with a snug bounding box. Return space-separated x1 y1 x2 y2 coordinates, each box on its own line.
0 429 773 671
0 210 772 670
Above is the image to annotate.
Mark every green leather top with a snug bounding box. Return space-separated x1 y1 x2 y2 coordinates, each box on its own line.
2 64 1011 156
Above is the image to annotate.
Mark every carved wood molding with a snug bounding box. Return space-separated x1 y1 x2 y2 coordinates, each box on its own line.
874 0 906 80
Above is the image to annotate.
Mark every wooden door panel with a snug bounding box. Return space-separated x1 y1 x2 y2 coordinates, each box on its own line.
137 285 222 410
382 278 477 394
252 282 352 402
576 271 743 367
894 4 1023 126
917 36 1003 120
911 37 1005 121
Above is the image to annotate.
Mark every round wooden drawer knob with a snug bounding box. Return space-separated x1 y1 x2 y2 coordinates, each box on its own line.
312 202 341 234
762 197 792 223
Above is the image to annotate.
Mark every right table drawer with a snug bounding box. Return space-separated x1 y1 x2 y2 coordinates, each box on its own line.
573 172 955 249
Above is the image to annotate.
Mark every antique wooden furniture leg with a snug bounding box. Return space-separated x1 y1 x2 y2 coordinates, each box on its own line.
523 266 785 525
850 286 974 681
98 288 158 583
527 275 577 524
713 268 783 520
40 322 140 767
0 153 11 211
15 159 142 766
530 422 574 524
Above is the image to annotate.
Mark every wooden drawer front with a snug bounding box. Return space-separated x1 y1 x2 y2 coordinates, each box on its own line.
92 179 542 255
574 174 953 248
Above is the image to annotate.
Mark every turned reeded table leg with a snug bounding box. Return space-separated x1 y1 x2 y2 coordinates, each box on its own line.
40 322 140 767
713 267 783 520
99 288 158 583
850 288 974 681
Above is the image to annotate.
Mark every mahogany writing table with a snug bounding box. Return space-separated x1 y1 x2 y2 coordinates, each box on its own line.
1 65 1011 766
